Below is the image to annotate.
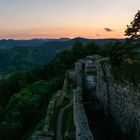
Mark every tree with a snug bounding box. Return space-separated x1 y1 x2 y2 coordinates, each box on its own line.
72 41 84 58
107 42 126 67
125 10 140 41
84 42 98 55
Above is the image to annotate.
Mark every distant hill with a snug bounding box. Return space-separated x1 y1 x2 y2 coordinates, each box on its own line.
0 38 123 50
0 39 49 50
0 37 124 76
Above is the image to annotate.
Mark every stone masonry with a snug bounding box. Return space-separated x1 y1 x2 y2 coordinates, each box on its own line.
95 56 140 140
73 87 94 140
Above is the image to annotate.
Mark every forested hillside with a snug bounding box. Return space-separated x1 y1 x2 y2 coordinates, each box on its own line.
0 35 139 139
0 38 123 77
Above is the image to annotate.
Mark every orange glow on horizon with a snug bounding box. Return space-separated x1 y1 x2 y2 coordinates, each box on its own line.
0 0 139 40
0 27 125 40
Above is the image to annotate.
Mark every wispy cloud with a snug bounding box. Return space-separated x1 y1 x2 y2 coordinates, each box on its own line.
104 28 113 32
95 34 100 37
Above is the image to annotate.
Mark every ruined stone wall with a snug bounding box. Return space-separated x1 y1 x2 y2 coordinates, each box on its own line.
95 58 140 140
73 87 94 140
67 68 94 139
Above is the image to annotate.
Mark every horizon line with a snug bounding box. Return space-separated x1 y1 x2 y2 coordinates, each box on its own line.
0 37 125 41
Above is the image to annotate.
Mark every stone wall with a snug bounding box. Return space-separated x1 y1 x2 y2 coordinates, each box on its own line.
95 57 140 140
73 87 94 140
68 63 94 139
72 55 140 139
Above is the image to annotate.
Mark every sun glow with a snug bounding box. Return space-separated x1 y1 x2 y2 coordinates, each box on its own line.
0 0 139 39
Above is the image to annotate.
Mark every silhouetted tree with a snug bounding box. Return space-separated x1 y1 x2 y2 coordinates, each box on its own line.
125 10 140 41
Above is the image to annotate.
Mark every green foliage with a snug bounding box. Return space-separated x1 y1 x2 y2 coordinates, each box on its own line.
7 72 29 92
0 72 29 107
51 49 75 75
84 41 99 55
107 42 128 66
0 56 64 139
0 38 123 77
104 40 140 83
118 59 140 84
72 41 84 58
0 41 71 76
0 77 63 140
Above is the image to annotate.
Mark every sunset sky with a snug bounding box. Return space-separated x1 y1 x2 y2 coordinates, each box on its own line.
0 0 140 39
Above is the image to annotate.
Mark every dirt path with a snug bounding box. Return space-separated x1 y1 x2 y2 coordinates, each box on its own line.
56 99 73 140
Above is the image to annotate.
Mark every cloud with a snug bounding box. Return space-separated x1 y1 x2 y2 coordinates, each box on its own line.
104 28 113 32
95 34 100 37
